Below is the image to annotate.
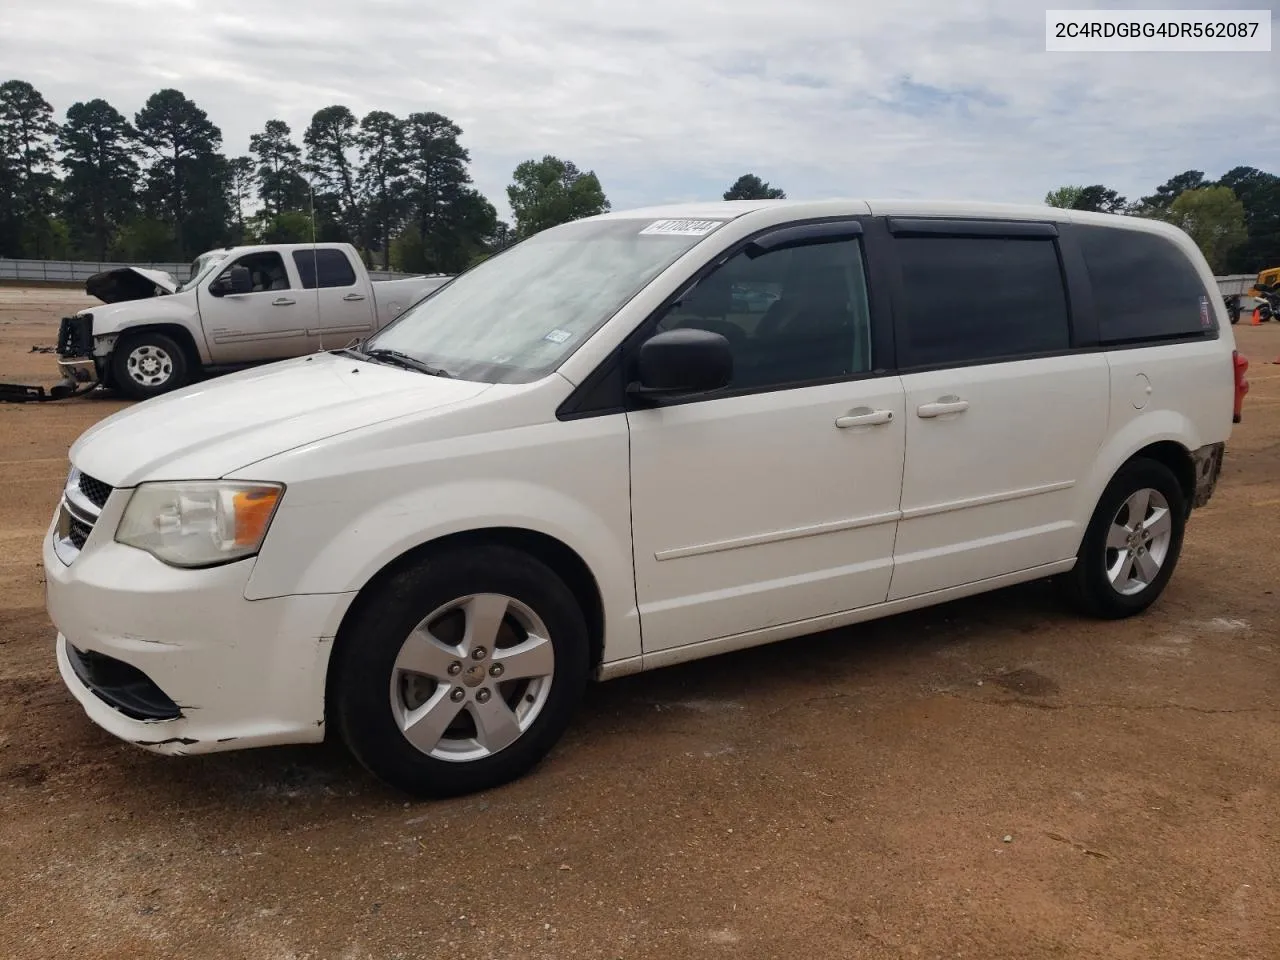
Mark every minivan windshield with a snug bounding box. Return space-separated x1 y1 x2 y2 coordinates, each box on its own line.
360 216 728 383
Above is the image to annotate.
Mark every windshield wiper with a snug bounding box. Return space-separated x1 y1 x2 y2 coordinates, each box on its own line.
358 347 453 378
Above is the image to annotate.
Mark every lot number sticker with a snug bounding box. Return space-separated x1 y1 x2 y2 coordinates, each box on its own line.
639 219 724 237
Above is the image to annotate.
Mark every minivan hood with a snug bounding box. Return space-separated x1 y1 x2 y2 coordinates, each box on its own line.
85 266 178 303
69 352 492 486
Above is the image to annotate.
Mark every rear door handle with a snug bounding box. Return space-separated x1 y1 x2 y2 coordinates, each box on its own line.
917 397 968 418
342 293 366 302
272 297 296 306
835 408 895 428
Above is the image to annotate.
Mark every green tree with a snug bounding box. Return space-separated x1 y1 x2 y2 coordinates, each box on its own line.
1165 185 1247 272
58 98 140 259
723 173 786 200
357 110 408 269
0 80 60 257
304 105 362 243
135 88 227 258
1073 185 1128 213
507 155 609 237
400 111 494 273
254 209 314 244
1216 166 1280 274
250 119 308 217
1044 184 1126 213
1135 170 1208 217
113 217 176 261
1044 185 1083 208
224 155 256 243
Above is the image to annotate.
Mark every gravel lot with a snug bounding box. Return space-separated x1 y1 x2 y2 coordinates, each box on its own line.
2 286 1278 960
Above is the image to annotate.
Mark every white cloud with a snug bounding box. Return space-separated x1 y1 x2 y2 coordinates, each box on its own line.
3 0 1276 220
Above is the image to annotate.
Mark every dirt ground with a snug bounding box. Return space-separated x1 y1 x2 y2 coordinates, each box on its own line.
1 286 1278 960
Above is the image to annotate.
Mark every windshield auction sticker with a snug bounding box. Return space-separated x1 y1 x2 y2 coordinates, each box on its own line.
639 219 725 237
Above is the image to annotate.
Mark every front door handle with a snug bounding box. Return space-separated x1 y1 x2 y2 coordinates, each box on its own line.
917 397 969 418
272 297 296 306
835 408 895 428
342 293 366 302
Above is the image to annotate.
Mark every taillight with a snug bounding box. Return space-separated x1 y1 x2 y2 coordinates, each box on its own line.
1233 350 1249 423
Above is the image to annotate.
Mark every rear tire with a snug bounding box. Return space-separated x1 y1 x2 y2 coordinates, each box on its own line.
332 545 591 799
1060 458 1186 619
111 331 190 400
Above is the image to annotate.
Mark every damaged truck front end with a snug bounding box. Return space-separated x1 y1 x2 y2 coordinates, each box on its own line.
0 314 101 403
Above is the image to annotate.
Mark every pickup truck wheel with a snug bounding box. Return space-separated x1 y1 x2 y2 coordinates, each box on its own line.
111 332 189 400
333 545 591 799
1060 458 1186 619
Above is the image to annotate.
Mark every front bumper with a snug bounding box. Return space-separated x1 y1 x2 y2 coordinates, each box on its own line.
44 499 356 755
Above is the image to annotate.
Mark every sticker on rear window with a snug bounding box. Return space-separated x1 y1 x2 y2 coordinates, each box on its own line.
1199 295 1212 329
543 328 573 344
639 219 723 237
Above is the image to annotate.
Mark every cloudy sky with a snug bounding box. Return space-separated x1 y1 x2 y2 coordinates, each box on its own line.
2 0 1276 221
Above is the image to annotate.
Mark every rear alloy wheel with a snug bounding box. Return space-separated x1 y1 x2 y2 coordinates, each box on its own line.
333 545 590 798
1060 458 1186 619
111 332 190 400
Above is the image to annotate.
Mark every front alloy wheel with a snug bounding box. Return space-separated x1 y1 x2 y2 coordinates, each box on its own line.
333 545 590 798
390 594 556 762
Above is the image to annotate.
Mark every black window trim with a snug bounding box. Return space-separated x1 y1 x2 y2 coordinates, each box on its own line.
887 217 1059 238
556 215 896 420
886 218 1080 374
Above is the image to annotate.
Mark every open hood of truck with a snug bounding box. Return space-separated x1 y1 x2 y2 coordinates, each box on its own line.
68 352 494 487
85 266 179 303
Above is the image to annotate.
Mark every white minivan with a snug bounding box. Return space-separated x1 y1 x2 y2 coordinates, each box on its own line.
44 199 1250 798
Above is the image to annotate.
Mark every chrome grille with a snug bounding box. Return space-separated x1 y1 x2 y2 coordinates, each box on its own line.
77 473 112 510
53 467 106 565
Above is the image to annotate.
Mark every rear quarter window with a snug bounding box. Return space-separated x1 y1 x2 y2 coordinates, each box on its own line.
1077 225 1214 344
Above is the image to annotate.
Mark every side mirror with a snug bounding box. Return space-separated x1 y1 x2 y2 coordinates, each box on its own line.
627 328 733 404
210 265 252 296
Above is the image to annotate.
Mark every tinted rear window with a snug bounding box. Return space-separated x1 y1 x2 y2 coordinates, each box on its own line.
293 249 357 289
895 236 1071 367
1077 225 1213 343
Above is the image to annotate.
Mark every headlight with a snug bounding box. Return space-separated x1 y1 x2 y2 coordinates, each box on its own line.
115 481 284 568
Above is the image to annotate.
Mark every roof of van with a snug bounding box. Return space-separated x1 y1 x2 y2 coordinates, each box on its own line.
590 198 1144 225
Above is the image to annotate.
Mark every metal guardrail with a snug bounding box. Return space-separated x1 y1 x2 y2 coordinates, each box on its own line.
0 258 419 284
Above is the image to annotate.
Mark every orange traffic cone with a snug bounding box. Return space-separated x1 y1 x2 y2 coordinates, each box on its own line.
1253 307 1262 325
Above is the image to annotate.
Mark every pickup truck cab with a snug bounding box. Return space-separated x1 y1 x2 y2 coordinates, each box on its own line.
44 199 1248 799
55 242 451 399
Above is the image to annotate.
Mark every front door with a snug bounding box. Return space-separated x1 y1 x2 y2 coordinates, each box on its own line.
885 225 1110 600
199 250 316 363
626 222 907 653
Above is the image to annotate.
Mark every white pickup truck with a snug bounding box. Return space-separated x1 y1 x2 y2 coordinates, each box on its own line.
54 242 452 399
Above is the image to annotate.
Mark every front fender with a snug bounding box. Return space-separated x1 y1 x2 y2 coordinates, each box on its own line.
238 419 641 663
84 295 209 363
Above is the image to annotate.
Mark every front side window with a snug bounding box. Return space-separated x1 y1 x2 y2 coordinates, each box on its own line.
363 217 727 383
895 236 1070 367
294 249 357 289
215 252 290 293
654 235 873 390
1077 225 1214 343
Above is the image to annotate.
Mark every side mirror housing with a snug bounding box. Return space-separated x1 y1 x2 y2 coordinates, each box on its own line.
628 328 733 404
210 264 252 297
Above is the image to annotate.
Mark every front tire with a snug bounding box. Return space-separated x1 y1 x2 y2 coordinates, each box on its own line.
332 545 591 799
1061 458 1186 619
111 331 190 400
